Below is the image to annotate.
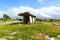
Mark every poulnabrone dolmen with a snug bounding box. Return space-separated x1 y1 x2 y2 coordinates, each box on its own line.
18 12 36 24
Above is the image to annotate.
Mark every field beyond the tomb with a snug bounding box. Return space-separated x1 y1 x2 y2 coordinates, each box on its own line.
0 21 60 40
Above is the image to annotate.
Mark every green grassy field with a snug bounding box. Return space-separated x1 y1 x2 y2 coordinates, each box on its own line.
0 22 60 40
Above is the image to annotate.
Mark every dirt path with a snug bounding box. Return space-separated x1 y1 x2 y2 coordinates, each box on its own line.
0 21 22 24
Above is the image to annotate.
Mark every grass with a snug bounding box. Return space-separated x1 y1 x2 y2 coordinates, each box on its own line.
0 22 60 40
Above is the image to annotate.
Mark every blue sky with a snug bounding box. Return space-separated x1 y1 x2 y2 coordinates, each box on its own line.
0 0 60 9
0 0 60 18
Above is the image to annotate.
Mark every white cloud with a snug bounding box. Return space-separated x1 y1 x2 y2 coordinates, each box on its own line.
0 11 4 18
37 0 45 4
7 6 38 17
0 6 60 19
37 0 43 3
38 6 60 18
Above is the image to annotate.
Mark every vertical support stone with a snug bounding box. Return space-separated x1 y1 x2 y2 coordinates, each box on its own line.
29 16 33 23
33 17 35 23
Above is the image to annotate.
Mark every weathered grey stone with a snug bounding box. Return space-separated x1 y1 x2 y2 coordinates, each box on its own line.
10 32 17 35
39 33 43 36
9 36 14 39
49 37 55 40
31 36 34 38
44 35 50 40
18 39 22 40
57 35 60 37
0 38 7 40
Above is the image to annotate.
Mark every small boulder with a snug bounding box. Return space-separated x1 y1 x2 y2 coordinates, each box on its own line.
49 37 55 40
10 32 17 35
0 38 7 40
57 35 60 38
